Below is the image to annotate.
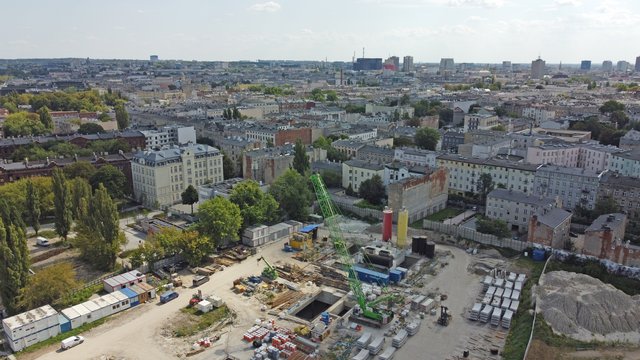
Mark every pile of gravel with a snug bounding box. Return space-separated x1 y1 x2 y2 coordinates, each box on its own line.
537 271 640 342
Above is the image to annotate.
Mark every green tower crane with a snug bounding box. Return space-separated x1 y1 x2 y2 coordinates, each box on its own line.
310 174 389 323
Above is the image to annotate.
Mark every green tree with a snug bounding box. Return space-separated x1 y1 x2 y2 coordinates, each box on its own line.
414 127 441 150
74 184 124 270
269 169 313 221
0 200 29 315
439 108 453 123
593 196 621 217
320 170 342 188
310 88 325 101
326 91 338 102
292 139 310 175
25 180 41 235
491 124 507 131
477 217 510 238
114 102 129 129
179 230 213 266
476 173 495 204
358 175 385 205
312 136 331 150
69 177 92 219
222 152 235 179
196 197 242 246
232 107 241 119
599 100 625 114
78 122 105 134
229 180 280 229
63 161 96 180
90 165 127 199
18 263 78 310
98 113 112 122
52 168 72 242
610 111 629 128
3 112 47 137
36 106 53 130
181 185 199 214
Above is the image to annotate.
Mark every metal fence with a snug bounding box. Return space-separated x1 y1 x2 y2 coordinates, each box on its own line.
422 220 529 251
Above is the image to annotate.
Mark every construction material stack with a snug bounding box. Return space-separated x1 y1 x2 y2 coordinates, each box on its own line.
392 329 408 348
469 303 483 321
479 305 493 323
501 309 514 329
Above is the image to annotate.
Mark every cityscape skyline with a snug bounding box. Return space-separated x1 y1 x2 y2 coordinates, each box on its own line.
2 0 640 63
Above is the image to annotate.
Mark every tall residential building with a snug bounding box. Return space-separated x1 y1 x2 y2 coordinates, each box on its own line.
131 144 224 208
402 56 414 72
533 165 605 210
353 58 383 71
531 58 545 79
140 125 197 149
602 60 613 72
617 60 630 72
384 56 400 71
636 56 640 72
439 58 455 73
580 60 591 71
150 55 159 62
502 61 512 72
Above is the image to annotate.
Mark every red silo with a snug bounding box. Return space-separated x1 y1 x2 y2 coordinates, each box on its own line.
382 207 393 242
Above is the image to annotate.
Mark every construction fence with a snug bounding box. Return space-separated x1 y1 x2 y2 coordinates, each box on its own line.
422 220 529 251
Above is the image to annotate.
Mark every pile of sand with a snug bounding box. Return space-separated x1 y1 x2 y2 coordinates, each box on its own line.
537 271 640 343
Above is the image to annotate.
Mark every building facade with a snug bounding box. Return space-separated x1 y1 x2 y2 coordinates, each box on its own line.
527 208 572 249
598 172 640 214
463 114 499 132
485 188 561 232
140 125 196 149
341 160 385 191
608 149 640 178
131 144 223 208
582 213 640 267
533 165 605 210
531 58 545 79
387 167 449 223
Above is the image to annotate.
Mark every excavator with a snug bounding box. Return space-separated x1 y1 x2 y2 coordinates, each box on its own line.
257 256 278 281
310 174 395 325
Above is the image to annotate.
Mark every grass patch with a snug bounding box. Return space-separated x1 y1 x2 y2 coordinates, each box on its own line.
502 257 545 360
354 200 384 211
533 316 599 349
425 207 463 222
409 219 424 229
546 258 640 296
36 230 58 239
173 305 232 337
17 316 108 355
53 283 104 309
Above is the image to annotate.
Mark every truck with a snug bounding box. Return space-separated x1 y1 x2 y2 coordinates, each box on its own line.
61 335 84 350
192 275 210 287
160 290 179 303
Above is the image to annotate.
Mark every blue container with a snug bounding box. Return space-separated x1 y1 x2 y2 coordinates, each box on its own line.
389 270 402 283
532 249 546 261
353 266 390 286
395 267 408 279
58 314 71 333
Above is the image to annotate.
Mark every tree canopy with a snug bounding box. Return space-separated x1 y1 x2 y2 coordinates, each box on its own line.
414 127 441 150
63 161 96 180
269 169 313 222
476 173 495 204
115 102 129 129
293 139 310 175
0 199 30 315
181 185 199 214
477 217 511 238
3 112 48 137
52 168 72 242
599 100 625 114
358 175 386 205
196 197 242 246
78 122 105 134
89 164 128 199
18 263 78 311
229 180 280 229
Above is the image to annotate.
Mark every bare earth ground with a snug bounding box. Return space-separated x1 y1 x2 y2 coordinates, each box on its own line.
528 339 640 360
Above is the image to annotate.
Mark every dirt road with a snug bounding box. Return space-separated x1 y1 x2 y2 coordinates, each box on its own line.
35 238 292 360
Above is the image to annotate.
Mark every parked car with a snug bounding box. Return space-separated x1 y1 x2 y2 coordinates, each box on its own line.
192 275 210 287
160 290 179 303
61 335 84 350
36 236 50 247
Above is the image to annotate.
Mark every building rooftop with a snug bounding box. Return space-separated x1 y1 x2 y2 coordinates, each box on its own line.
600 172 640 188
535 208 572 229
488 188 557 207
535 164 605 177
358 145 394 156
612 149 640 162
586 213 627 232
332 139 366 150
344 159 385 171
438 154 540 171
132 143 220 165
0 152 131 171
2 305 58 331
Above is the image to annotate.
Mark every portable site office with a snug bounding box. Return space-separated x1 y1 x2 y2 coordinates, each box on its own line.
119 287 140 306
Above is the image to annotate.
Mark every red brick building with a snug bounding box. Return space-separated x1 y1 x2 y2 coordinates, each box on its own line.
582 213 640 267
274 128 312 146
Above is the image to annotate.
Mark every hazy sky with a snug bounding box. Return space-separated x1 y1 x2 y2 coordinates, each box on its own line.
3 0 639 63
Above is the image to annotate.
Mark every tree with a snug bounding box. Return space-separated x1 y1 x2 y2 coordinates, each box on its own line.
326 91 338 102
181 185 199 214
196 197 242 246
63 161 96 180
414 127 441 150
593 196 621 217
491 124 507 131
610 111 629 128
3 112 47 137
69 178 92 220
98 113 112 122
477 217 510 238
114 102 129 129
320 170 342 188
358 175 385 205
36 106 53 130
18 263 78 310
52 168 72 242
222 152 235 179
599 100 625 114
292 139 310 175
73 184 124 270
476 173 494 204
179 230 214 266
229 180 280 229
25 180 41 235
78 122 104 134
438 108 453 123
232 107 241 119
90 164 127 199
269 169 313 221
0 200 29 315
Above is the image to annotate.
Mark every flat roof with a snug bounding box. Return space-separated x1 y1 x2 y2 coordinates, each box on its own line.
119 287 138 299
2 305 58 330
300 224 320 233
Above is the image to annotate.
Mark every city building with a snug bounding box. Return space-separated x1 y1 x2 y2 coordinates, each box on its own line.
598 172 640 214
244 126 312 147
332 139 365 159
533 165 605 210
393 147 438 168
2 305 60 352
502 61 512 72
402 56 414 72
131 144 224 208
355 145 394 164
582 213 640 267
463 113 499 132
383 162 430 186
441 130 465 153
243 145 326 185
580 60 591 71
353 58 383 71
485 188 561 232
531 58 545 79
215 137 260 177
608 149 640 178
384 56 400 71
387 167 449 223
365 104 414 118
527 208 573 249
522 107 556 125
341 159 385 191
619 129 640 150
140 125 196 149
439 58 455 73
617 60 630 72
636 56 640 72
602 60 613 72
150 55 159 62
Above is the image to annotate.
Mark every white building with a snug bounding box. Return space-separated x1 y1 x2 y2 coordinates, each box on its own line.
463 113 499 132
342 160 385 191
522 107 556 125
486 189 561 232
131 144 224 208
2 305 60 352
608 149 640 178
140 125 197 149
393 147 438 168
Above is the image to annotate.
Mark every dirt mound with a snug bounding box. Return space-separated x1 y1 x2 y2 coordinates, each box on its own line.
538 271 640 343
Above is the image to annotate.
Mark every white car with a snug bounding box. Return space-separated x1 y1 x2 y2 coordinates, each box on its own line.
36 236 50 247
60 335 84 350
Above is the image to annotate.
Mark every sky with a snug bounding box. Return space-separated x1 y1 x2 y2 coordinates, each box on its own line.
2 0 640 64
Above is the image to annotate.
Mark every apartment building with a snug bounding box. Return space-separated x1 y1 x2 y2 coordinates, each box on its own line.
387 167 449 223
527 208 573 249
140 125 197 149
485 189 561 232
463 113 499 132
393 147 438 168
332 140 365 159
356 145 395 164
131 144 223 208
342 160 385 191
598 172 640 214
525 142 580 167
215 137 260 177
577 144 622 173
522 107 556 124
243 145 326 185
608 149 640 178
582 213 639 267
437 155 539 195
533 165 605 210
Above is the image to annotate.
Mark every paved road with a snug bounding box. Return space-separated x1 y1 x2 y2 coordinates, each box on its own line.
36 238 291 360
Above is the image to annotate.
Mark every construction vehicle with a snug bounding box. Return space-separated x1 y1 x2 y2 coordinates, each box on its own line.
188 290 203 307
438 305 451 326
257 256 278 280
289 232 312 250
310 174 393 324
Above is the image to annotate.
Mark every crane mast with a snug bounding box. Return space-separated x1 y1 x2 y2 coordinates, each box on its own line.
310 174 383 321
